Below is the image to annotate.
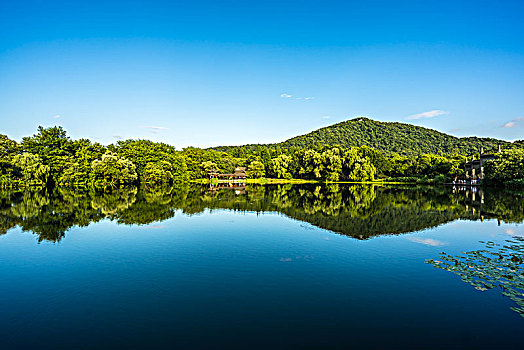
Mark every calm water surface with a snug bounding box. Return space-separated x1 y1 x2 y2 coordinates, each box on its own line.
1 184 523 349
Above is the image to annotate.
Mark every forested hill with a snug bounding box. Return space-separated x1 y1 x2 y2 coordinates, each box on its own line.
211 117 518 155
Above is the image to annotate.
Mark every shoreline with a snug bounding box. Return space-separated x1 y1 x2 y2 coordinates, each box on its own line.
2 178 522 190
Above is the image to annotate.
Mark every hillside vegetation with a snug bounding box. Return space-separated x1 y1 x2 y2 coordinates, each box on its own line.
212 117 519 156
1 121 523 188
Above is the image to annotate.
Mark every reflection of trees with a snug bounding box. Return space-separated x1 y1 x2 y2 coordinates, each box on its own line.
481 188 524 223
1 184 523 243
271 185 464 239
0 190 23 235
8 189 49 218
91 187 137 215
1 188 106 242
426 237 524 318
113 185 186 225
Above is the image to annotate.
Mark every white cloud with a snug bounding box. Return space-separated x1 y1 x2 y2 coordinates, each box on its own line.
503 117 523 128
407 237 448 247
505 228 524 237
142 224 168 230
321 115 331 119
53 115 61 119
142 126 168 130
407 110 449 120
281 93 314 100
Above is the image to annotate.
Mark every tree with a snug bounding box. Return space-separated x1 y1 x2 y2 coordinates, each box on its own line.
74 140 106 167
59 140 107 186
0 134 20 159
0 135 21 185
201 161 219 178
91 152 138 185
484 149 524 183
246 160 265 178
143 161 174 185
272 154 292 179
321 148 343 181
342 148 376 181
300 150 323 179
59 162 90 186
21 126 75 182
111 139 188 181
358 145 390 175
12 153 50 185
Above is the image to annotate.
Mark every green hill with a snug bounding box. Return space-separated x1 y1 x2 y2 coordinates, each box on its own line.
212 117 519 156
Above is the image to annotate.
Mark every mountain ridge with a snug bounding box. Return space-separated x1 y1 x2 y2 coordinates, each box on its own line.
210 117 521 156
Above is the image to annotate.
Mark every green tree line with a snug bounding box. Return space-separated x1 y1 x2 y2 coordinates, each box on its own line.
1 125 523 188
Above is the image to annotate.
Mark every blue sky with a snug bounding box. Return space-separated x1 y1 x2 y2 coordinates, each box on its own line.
1 0 523 148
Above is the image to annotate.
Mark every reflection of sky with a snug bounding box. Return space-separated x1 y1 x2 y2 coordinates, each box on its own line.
407 237 448 247
0 211 523 348
504 227 524 237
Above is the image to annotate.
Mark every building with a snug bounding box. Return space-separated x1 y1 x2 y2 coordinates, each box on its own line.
208 167 247 180
464 146 500 180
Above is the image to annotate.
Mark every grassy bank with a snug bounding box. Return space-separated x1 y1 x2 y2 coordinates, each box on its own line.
193 178 319 185
193 178 420 185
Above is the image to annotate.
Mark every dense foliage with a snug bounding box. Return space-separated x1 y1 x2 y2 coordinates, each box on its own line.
212 117 521 156
483 149 524 186
1 121 522 188
1 127 190 188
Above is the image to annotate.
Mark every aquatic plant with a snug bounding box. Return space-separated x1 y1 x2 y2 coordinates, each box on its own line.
426 237 524 317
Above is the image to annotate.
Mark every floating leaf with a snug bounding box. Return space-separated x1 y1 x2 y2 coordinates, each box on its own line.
427 237 524 317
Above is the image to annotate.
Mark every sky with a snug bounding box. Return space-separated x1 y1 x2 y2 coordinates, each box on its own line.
0 0 523 148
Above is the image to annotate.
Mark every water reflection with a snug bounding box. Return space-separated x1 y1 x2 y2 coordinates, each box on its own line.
1 184 523 243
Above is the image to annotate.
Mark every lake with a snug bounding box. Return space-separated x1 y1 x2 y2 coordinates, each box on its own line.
1 184 523 349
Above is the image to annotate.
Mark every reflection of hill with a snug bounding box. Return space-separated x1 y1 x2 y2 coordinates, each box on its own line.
1 184 523 243
289 205 461 239
184 185 469 239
